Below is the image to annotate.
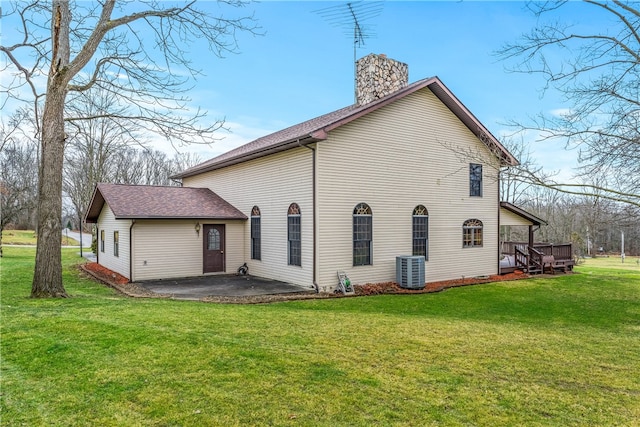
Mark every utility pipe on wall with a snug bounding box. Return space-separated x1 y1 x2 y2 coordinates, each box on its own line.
297 139 319 293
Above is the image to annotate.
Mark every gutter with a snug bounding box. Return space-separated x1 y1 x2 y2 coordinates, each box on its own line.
129 219 136 281
297 139 319 293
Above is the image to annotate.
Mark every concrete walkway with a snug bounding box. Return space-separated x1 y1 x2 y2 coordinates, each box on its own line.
137 275 314 300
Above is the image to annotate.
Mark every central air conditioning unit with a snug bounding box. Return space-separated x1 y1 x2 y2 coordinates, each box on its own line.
396 256 425 289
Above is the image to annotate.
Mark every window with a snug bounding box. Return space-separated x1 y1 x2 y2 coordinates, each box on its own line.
287 203 301 266
470 163 483 197
100 230 105 253
463 219 483 247
208 227 221 250
353 203 372 266
113 231 119 257
412 205 429 259
251 206 261 260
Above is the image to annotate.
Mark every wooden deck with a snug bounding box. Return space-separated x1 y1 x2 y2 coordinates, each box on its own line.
501 242 575 275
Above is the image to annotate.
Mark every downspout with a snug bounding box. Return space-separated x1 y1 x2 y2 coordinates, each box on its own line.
129 219 136 281
298 139 319 293
497 176 501 275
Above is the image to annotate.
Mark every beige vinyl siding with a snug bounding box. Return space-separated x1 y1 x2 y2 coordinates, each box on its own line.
183 148 313 287
131 220 245 281
316 88 500 289
500 207 534 226
97 205 131 279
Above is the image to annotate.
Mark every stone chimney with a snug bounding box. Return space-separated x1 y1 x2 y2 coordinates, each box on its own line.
356 53 409 106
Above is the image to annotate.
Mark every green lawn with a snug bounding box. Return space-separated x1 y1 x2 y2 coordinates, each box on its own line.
1 248 639 426
2 229 80 246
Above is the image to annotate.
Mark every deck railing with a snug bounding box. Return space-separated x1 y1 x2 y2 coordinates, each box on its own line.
502 242 573 261
502 241 574 274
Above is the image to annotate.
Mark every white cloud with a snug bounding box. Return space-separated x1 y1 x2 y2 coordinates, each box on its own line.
549 108 573 118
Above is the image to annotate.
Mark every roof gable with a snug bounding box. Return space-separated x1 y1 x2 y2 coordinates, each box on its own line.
84 183 247 223
173 77 518 179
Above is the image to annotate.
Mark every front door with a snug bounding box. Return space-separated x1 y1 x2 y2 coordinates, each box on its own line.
203 224 225 273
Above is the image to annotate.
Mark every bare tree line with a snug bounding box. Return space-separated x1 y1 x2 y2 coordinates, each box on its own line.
1 104 202 245
501 138 640 256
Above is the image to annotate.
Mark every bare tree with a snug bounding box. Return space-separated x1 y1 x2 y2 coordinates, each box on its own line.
0 141 39 257
63 88 136 236
498 0 640 208
1 1 258 297
0 110 40 257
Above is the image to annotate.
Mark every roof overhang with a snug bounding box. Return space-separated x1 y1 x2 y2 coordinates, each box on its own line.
84 185 105 224
500 201 547 226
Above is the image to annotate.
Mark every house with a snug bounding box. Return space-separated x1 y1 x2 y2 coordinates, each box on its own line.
86 53 542 291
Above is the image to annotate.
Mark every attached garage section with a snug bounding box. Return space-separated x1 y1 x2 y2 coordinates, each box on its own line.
131 220 245 281
85 183 247 283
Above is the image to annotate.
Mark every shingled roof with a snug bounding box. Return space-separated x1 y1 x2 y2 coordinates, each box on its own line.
173 76 519 179
84 183 247 223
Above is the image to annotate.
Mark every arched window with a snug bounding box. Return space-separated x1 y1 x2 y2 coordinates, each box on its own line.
207 227 221 250
251 206 261 260
412 205 429 259
463 219 483 247
353 203 372 266
287 203 301 266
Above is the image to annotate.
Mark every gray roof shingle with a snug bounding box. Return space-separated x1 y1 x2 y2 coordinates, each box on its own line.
85 183 247 223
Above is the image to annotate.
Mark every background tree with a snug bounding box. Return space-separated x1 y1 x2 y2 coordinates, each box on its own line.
63 88 133 235
1 1 257 297
0 110 39 257
498 0 640 208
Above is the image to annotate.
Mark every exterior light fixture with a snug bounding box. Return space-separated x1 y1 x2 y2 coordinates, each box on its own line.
195 222 201 236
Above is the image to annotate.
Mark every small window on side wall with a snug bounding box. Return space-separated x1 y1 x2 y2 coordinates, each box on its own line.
463 219 483 248
100 230 105 253
469 163 482 197
113 231 119 257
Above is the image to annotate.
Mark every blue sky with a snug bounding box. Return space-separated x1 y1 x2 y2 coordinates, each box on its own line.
2 1 607 179
181 1 605 179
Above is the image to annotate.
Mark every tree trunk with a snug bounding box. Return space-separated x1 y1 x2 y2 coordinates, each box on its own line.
31 86 68 297
31 1 70 298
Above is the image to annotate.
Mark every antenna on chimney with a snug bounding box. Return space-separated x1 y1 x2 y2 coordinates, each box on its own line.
314 1 384 102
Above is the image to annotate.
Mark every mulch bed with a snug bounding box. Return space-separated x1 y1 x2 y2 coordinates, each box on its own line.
79 262 534 304
355 271 528 296
80 262 164 298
